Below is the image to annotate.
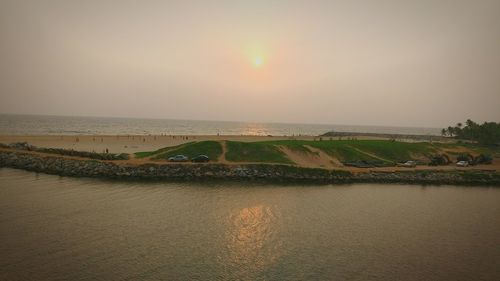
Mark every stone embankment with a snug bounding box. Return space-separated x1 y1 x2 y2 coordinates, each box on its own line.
1 150 499 185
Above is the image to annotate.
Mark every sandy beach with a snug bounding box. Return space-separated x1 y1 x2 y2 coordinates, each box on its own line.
0 135 315 154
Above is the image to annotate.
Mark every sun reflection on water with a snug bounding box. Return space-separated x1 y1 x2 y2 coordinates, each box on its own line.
223 205 283 279
239 124 270 136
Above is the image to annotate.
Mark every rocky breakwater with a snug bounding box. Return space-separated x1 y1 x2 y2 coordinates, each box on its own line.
0 150 499 185
0 150 351 182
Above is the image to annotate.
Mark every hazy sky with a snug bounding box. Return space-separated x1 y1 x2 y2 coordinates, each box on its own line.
1 0 499 127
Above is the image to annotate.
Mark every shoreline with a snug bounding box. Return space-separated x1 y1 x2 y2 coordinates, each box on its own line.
0 132 445 154
1 149 499 186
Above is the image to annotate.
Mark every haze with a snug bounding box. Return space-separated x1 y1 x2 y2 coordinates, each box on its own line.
1 0 499 127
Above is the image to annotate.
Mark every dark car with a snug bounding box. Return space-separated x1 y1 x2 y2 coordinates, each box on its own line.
191 155 209 163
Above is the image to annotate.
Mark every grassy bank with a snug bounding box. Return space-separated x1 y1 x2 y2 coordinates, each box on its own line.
135 141 223 161
133 139 499 166
264 140 435 164
225 141 293 164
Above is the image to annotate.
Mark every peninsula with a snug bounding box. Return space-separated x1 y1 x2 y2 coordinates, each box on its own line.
1 134 499 185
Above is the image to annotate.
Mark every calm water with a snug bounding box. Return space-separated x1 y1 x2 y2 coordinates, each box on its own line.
1 168 499 280
0 114 441 136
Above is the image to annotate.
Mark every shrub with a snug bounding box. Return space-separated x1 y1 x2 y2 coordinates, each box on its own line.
473 154 493 165
429 154 450 166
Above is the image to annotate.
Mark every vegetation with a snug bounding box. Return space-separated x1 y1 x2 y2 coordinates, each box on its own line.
134 142 193 158
264 139 434 164
345 140 433 162
151 141 223 161
309 141 389 164
456 153 493 165
442 120 500 145
428 154 451 166
133 138 497 167
474 154 493 165
37 148 129 160
225 141 292 164
2 142 130 160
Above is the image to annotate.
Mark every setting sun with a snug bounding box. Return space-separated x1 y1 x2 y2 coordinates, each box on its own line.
253 57 263 67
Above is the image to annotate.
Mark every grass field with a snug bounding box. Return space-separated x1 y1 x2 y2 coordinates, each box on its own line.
347 140 435 162
134 139 498 166
264 140 431 164
433 142 500 158
225 141 293 164
134 142 193 158
135 141 222 161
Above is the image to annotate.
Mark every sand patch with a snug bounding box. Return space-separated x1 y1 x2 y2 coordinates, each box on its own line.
304 146 344 167
279 145 342 168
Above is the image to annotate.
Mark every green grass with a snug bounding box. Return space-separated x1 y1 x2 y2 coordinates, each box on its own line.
225 141 292 164
263 140 391 164
457 144 500 158
310 141 381 162
152 141 223 161
261 139 439 164
134 142 193 158
432 142 500 158
134 139 497 166
347 140 435 162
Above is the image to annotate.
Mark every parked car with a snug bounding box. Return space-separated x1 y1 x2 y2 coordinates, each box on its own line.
168 155 189 162
398 160 417 168
192 155 209 163
456 160 469 167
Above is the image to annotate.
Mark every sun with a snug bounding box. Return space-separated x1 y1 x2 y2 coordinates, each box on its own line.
253 57 263 67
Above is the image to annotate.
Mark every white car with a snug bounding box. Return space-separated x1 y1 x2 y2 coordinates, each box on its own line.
398 160 417 168
456 160 469 167
168 155 189 162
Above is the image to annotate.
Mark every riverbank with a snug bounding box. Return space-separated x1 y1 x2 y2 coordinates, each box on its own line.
1 149 499 185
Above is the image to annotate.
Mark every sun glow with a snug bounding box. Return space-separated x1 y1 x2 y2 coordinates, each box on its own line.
253 57 263 67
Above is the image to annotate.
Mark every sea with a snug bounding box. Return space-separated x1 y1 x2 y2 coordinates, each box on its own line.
0 114 441 136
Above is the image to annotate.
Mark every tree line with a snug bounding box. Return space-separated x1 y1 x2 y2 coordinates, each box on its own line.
441 120 500 145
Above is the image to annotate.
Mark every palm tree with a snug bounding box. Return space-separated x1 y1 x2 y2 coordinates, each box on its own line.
454 122 463 137
447 126 455 137
466 119 475 128
441 128 447 136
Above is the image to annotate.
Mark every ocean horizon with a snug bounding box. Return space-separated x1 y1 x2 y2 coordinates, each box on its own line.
0 114 442 136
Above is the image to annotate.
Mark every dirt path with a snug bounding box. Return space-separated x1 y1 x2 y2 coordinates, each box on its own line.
218 141 228 163
346 145 394 163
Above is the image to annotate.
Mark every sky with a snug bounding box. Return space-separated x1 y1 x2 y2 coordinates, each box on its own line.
0 0 499 127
